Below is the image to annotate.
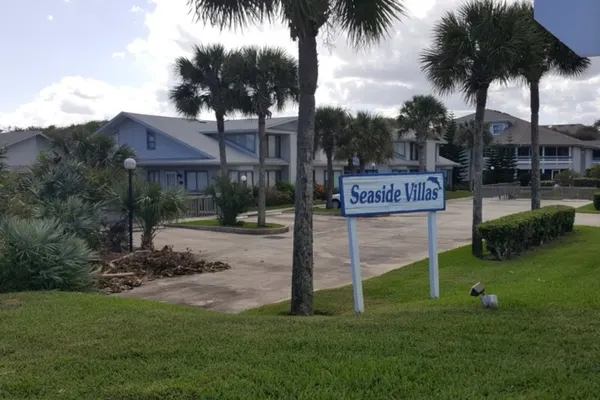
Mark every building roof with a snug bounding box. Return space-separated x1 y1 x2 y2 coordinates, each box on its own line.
0 130 47 148
455 110 597 148
543 123 586 135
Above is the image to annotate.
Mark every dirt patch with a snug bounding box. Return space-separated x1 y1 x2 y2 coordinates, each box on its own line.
98 246 231 294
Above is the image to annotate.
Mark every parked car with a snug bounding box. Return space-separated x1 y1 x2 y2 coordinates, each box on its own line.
332 194 341 209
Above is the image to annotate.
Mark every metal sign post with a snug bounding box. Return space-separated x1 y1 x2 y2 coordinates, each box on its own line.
339 172 446 313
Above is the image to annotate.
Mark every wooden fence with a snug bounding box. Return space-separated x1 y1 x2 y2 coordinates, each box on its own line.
185 195 218 218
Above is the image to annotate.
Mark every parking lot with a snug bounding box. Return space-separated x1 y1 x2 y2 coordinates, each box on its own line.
119 198 599 312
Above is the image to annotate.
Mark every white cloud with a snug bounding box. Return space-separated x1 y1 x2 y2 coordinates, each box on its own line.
3 0 600 129
47 15 54 21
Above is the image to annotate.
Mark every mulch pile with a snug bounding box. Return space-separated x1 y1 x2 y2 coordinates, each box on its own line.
98 245 231 294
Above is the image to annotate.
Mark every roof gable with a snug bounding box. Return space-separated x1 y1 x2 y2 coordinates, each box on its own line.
0 131 48 148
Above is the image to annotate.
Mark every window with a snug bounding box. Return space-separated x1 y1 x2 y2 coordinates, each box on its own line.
393 142 405 157
491 124 505 136
266 170 281 187
267 135 281 158
557 147 569 157
227 134 256 153
324 170 343 188
113 131 119 145
593 149 600 160
185 171 209 192
517 147 530 157
147 171 160 183
409 143 419 161
146 130 156 150
229 170 254 185
483 148 492 158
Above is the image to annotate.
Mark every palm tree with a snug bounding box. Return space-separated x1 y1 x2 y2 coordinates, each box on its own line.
170 44 243 177
188 0 407 316
420 0 524 258
336 111 394 173
397 95 448 172
232 46 299 227
455 120 493 189
315 107 349 209
509 2 590 210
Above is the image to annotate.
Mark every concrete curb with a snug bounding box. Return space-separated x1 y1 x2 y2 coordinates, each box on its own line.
166 224 290 235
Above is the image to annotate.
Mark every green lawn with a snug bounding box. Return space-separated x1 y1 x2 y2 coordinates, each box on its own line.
3 227 600 399
576 202 599 214
179 219 284 228
446 190 472 200
312 206 341 215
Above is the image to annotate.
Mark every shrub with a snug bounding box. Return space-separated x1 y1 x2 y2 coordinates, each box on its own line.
265 188 293 207
275 181 295 197
0 217 97 293
314 184 326 201
594 192 600 211
206 175 254 226
540 180 555 187
572 177 600 187
554 170 580 186
478 205 575 261
586 164 600 179
518 172 531 187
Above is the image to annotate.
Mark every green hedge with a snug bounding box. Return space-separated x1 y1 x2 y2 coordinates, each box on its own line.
572 178 600 187
540 180 555 187
478 205 575 261
594 192 600 211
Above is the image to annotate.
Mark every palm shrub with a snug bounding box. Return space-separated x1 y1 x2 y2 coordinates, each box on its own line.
206 175 254 226
123 181 187 250
0 217 97 293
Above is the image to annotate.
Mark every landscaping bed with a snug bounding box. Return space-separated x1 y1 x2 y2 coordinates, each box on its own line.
170 219 289 235
98 246 230 293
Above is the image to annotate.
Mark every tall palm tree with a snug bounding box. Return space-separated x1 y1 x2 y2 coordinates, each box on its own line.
510 2 590 210
188 0 408 316
232 46 299 227
420 0 524 258
170 44 242 176
336 111 394 173
397 95 448 172
315 107 348 209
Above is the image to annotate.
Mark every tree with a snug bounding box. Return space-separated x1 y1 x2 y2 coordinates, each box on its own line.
440 115 468 188
315 107 349 209
510 2 590 210
170 44 243 177
336 111 394 173
574 126 600 141
455 120 493 190
420 0 524 257
232 46 299 227
188 0 408 316
396 95 448 172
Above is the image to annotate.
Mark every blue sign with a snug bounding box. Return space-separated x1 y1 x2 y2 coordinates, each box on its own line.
338 172 446 217
535 0 600 57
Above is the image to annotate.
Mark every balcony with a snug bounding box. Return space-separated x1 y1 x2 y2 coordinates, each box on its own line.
516 156 573 165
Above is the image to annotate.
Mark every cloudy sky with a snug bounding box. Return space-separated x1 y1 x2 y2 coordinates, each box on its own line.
2 0 600 129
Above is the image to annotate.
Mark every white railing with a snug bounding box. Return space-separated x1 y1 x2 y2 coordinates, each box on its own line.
185 195 217 217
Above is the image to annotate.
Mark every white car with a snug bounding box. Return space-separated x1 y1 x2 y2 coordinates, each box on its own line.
332 194 341 209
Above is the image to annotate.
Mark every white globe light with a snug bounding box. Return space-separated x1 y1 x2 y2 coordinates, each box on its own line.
371 162 376 168
240 175 247 182
124 158 137 170
490 166 495 170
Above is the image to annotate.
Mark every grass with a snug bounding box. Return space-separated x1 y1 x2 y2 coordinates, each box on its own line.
446 190 472 200
179 219 284 229
312 206 341 215
576 202 599 214
3 227 600 399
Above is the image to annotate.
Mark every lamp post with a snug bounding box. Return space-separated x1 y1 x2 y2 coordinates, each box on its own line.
240 175 247 184
124 157 137 252
371 162 376 174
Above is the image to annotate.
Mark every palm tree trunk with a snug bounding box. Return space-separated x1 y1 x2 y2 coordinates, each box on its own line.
216 113 228 177
257 113 267 227
530 81 541 210
472 86 488 258
326 152 334 209
418 135 426 172
291 33 317 316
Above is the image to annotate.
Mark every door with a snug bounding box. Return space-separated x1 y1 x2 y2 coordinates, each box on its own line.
165 171 178 189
